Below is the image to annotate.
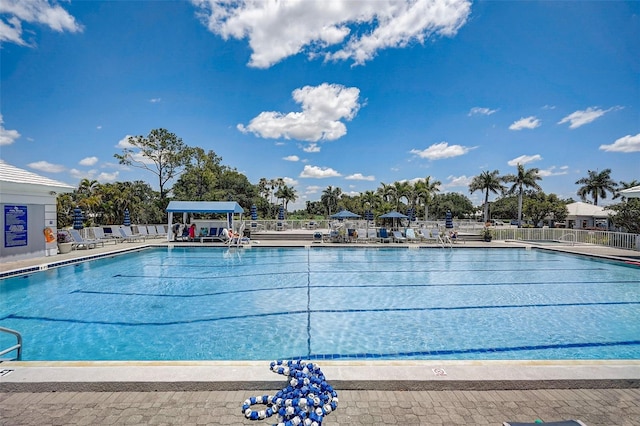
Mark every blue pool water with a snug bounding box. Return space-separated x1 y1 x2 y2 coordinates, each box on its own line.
1 247 639 361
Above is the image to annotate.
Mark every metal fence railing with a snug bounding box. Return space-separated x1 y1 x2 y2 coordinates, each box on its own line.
490 227 639 251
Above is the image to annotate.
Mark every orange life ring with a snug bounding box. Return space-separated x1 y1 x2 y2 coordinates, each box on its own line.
44 227 55 243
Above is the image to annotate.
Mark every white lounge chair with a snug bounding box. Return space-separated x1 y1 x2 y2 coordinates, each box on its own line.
367 228 378 243
155 225 167 237
392 231 407 243
405 228 419 243
119 227 146 242
69 229 104 249
90 227 118 244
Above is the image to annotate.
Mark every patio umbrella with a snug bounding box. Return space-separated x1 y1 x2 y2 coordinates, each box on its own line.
445 210 454 229
73 207 84 230
250 205 258 221
123 208 131 226
278 205 285 220
406 207 416 222
330 210 361 220
619 185 640 199
365 210 374 221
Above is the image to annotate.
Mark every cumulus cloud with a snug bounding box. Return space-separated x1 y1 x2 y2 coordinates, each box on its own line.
79 156 99 166
305 185 322 194
192 0 471 68
599 133 640 153
538 166 569 177
283 155 299 162
558 106 622 129
0 114 20 146
299 164 341 178
70 168 119 182
468 107 497 116
0 0 82 46
507 154 542 166
345 173 375 181
115 135 136 148
238 83 361 142
443 175 472 188
149 98 162 103
282 176 299 186
509 116 541 130
303 143 321 153
410 142 473 160
28 160 65 173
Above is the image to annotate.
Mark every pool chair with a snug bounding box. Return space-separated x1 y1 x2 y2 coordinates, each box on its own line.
356 228 367 243
313 231 323 243
503 421 586 426
405 228 419 243
347 228 357 242
155 225 167 237
90 227 118 244
68 229 104 250
367 228 378 243
378 228 391 243
136 225 149 238
118 227 146 242
249 222 262 233
145 225 160 238
392 230 407 243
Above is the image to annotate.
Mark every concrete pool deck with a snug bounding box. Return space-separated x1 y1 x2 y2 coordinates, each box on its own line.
1 236 639 424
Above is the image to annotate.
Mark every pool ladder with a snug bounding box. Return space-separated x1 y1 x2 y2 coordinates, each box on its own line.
0 326 22 361
557 233 577 246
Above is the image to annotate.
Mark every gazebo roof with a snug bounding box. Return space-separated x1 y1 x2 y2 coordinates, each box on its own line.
166 201 244 214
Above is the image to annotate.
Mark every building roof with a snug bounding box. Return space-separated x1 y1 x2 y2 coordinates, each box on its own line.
565 202 609 218
0 162 75 194
166 201 244 214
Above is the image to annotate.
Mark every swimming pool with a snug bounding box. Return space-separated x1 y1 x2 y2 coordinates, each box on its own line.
1 247 639 361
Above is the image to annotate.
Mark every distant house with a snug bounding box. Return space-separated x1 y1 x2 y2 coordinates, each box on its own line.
564 202 610 230
0 162 74 261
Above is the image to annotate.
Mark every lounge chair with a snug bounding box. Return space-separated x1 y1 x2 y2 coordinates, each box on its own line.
313 231 323 243
367 228 377 243
155 225 167 237
68 229 104 249
405 228 419 243
356 228 367 243
136 225 149 238
118 227 146 242
145 225 159 238
347 228 357 242
249 222 262 233
503 421 586 426
378 228 391 243
90 227 118 244
200 227 228 243
392 230 407 243
276 221 287 231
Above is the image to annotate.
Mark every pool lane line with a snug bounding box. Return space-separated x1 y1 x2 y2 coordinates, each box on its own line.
6 300 639 326
298 339 640 360
73 279 640 299
306 247 312 358
109 266 609 280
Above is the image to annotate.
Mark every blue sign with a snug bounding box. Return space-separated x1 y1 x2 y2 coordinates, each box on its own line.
4 205 28 247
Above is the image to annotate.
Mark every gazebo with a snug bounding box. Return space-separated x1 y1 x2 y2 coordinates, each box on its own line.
165 201 244 241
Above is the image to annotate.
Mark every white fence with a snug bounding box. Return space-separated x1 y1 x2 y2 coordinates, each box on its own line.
490 227 639 251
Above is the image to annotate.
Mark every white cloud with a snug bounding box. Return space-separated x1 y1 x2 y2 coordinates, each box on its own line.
303 143 321 153
305 185 322 194
468 107 497 116
238 83 361 142
509 116 541 130
115 135 136 148
599 133 640 153
28 160 65 173
507 154 542 166
97 171 119 182
558 106 622 129
0 114 20 145
96 125 102 130
299 164 341 178
79 156 99 166
345 173 375 181
410 141 472 160
443 175 472 188
283 155 299 162
282 176 299 186
149 98 162 103
192 0 471 68
0 0 82 46
538 166 569 177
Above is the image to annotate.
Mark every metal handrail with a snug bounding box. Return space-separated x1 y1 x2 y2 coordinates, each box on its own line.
557 233 577 245
0 326 22 360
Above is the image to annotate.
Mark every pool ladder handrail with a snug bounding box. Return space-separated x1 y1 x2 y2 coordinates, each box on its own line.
0 326 22 360
557 233 576 246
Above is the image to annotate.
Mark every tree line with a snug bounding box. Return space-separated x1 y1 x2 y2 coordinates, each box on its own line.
58 128 639 233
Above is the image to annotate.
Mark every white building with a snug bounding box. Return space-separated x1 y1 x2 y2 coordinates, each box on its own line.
0 162 74 261
565 201 610 229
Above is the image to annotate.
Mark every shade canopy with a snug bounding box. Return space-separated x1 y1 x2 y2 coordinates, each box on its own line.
166 201 244 214
379 211 408 219
619 185 640 199
123 208 131 226
278 205 285 220
250 205 258 221
331 209 361 219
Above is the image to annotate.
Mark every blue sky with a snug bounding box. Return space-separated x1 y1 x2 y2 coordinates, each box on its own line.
1 0 638 210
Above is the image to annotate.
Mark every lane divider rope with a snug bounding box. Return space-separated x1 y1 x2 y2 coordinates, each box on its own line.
242 360 338 426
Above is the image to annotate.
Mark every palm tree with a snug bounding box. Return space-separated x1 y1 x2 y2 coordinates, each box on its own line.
360 190 379 214
469 170 504 223
575 169 616 206
615 179 640 201
415 176 441 221
320 186 342 217
275 185 297 211
503 164 542 227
